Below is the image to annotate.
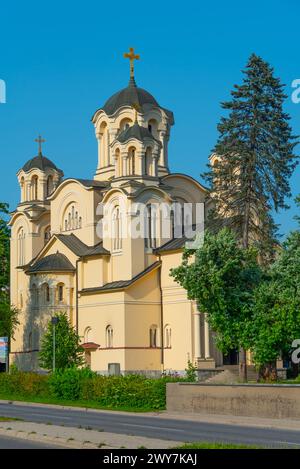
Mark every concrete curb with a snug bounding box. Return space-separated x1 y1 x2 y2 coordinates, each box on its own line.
0 427 100 449
0 399 161 418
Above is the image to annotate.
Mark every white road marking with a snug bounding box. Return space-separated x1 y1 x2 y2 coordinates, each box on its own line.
118 422 182 432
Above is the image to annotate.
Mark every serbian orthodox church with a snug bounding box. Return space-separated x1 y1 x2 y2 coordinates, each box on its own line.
9 49 226 375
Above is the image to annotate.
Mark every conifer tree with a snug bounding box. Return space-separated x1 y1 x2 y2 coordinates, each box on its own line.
203 54 298 261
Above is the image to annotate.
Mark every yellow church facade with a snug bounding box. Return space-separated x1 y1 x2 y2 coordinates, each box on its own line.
9 51 224 375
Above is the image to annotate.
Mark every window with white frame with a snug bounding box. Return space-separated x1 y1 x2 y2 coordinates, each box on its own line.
164 325 172 348
106 325 113 348
18 228 26 265
149 325 158 348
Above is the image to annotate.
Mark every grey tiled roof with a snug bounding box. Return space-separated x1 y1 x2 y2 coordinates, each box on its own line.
71 179 109 189
154 237 186 253
22 155 61 173
102 79 159 116
27 253 75 273
117 123 157 144
56 234 110 257
80 261 161 294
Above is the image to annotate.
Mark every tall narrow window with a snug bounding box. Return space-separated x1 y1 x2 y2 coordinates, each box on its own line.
47 175 54 196
18 228 25 265
145 148 152 176
20 177 25 202
58 284 64 302
150 325 158 348
129 148 135 175
46 284 50 303
164 325 172 348
145 204 157 249
31 176 38 200
44 226 51 245
84 327 92 343
106 325 113 348
112 207 122 251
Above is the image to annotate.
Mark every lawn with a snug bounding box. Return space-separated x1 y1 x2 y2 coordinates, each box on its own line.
0 393 156 413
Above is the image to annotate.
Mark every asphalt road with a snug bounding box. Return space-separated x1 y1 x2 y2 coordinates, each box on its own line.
0 402 300 448
0 434 66 449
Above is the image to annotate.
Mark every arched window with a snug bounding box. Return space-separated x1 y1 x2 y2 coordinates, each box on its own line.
18 228 25 265
44 226 51 245
20 177 25 202
145 148 152 176
57 283 64 302
145 204 157 249
63 205 81 232
164 325 172 348
31 175 38 200
46 175 54 196
106 325 113 348
112 207 122 251
128 147 136 175
148 119 158 138
31 284 38 306
100 122 109 167
42 283 50 303
84 327 92 343
149 325 158 348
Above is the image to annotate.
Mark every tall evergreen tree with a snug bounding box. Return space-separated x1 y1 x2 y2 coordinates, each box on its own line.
203 54 299 262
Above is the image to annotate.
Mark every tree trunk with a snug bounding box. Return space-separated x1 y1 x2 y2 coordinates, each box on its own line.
239 348 248 382
259 362 277 381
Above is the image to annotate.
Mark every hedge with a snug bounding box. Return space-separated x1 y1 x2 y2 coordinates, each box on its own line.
0 368 188 410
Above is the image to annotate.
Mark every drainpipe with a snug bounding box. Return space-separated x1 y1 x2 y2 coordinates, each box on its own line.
158 255 164 373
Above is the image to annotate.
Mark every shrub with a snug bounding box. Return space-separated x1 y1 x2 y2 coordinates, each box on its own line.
49 367 95 400
185 360 198 382
0 371 49 397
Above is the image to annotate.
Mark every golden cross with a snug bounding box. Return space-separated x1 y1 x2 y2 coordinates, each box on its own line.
123 47 140 80
35 135 45 155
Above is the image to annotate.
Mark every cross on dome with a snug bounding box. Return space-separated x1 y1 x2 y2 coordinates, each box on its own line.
123 47 140 81
35 135 45 156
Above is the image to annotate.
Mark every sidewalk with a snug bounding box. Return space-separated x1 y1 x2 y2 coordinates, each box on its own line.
0 421 181 449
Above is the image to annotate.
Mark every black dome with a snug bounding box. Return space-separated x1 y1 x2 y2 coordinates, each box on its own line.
22 154 59 173
102 78 159 116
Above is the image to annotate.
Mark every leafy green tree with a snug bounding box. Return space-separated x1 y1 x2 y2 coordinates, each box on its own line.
171 229 262 380
0 203 10 290
0 302 19 339
39 312 85 371
203 54 298 262
0 202 19 340
251 231 300 379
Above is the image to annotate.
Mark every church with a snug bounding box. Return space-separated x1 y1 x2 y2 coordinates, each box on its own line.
9 49 224 375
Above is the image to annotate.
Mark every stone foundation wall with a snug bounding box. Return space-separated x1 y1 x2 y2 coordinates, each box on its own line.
167 382 300 419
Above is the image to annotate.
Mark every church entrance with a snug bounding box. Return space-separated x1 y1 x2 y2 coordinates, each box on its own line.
223 349 239 365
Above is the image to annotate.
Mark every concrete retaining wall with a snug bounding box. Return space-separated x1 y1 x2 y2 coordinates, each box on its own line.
167 383 300 419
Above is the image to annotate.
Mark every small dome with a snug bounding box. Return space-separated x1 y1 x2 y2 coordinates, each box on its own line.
22 154 60 173
102 78 159 116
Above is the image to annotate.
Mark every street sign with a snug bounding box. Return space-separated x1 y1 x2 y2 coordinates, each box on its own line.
0 337 8 367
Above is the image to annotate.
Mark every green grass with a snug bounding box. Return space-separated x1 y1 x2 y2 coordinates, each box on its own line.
176 442 262 449
0 393 158 413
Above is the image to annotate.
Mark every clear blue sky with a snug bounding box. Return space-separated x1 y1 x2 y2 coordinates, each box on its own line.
1 0 300 236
